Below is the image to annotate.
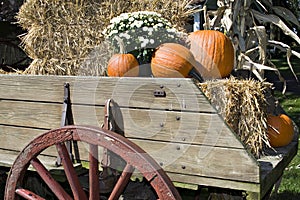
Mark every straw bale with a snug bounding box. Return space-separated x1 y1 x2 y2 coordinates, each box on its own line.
0 69 9 74
17 0 195 76
199 77 273 158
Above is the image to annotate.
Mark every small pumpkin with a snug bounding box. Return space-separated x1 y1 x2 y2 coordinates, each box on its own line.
151 43 203 82
188 30 234 79
267 114 294 147
107 37 139 77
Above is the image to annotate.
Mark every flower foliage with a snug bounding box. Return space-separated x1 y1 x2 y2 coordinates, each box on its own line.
103 11 187 63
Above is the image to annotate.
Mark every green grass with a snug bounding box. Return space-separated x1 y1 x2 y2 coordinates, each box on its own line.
270 56 300 80
267 55 300 199
269 51 300 199
269 92 300 200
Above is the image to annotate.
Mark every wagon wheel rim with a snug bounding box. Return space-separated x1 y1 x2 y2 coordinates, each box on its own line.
5 125 181 200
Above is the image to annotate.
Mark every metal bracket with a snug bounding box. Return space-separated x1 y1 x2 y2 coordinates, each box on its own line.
101 99 125 175
154 89 166 97
56 83 80 166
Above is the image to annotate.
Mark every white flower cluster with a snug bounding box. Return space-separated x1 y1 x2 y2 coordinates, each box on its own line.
103 11 184 62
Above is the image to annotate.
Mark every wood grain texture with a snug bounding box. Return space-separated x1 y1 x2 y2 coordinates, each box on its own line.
131 139 259 183
0 75 215 112
0 75 298 195
258 131 299 198
170 172 260 193
0 75 258 187
0 149 57 169
0 125 100 162
123 109 243 148
0 125 259 183
0 101 243 149
0 100 62 129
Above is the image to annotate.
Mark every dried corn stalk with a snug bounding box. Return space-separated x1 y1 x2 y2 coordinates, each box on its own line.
202 0 300 88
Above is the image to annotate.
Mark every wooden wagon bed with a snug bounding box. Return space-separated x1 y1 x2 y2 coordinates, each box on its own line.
0 75 298 199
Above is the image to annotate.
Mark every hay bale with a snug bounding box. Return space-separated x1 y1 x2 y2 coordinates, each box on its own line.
199 77 273 158
17 0 108 75
17 0 195 76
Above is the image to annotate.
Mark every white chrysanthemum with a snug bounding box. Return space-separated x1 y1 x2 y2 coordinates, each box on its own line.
138 36 145 41
129 17 135 22
108 30 118 36
123 32 131 40
110 17 121 24
120 13 129 20
119 23 125 29
136 21 143 28
103 10 184 61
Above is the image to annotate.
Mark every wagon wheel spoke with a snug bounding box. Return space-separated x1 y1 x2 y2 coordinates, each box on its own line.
89 144 99 200
15 188 45 200
56 142 88 200
108 163 134 200
4 126 181 200
30 157 73 200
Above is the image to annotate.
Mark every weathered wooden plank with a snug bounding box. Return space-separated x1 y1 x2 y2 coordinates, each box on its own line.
72 105 245 148
0 149 20 168
0 125 46 151
0 75 216 113
0 75 66 102
0 100 243 148
0 100 62 129
131 139 260 183
0 148 259 195
0 125 95 161
0 126 68 158
0 149 57 169
259 131 299 198
0 125 259 183
0 149 83 175
170 173 260 193
122 109 244 148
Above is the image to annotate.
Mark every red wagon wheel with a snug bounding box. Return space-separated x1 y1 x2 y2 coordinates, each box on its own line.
4 125 181 200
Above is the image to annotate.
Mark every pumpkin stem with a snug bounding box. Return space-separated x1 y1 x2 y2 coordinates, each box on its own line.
189 68 204 83
114 36 126 54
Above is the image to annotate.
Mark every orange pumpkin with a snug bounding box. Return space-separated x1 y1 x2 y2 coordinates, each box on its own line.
107 37 139 77
267 114 294 147
107 53 139 77
151 43 202 81
188 30 234 79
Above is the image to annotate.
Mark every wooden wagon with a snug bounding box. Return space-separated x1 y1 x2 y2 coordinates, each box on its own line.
0 74 298 199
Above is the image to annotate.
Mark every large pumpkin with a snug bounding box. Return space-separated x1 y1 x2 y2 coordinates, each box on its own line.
107 36 139 77
267 114 294 147
188 30 234 79
151 43 196 78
